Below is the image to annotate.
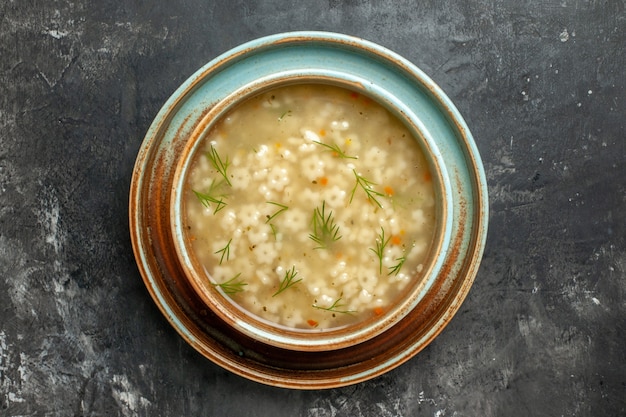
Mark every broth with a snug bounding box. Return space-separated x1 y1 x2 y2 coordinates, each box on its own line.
184 84 437 329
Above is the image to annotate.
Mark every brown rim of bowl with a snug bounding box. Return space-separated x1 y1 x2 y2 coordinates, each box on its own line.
169 76 450 352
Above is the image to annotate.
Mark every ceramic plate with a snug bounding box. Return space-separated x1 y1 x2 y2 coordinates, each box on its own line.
129 32 488 389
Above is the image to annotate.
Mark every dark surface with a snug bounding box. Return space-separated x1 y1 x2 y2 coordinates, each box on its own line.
1 1 624 416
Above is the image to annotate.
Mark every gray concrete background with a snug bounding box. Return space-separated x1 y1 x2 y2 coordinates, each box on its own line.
1 1 624 416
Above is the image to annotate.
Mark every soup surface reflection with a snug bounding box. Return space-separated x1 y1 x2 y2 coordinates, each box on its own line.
184 84 437 329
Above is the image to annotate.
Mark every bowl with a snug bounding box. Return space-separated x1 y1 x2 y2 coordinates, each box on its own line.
170 80 451 352
129 32 488 389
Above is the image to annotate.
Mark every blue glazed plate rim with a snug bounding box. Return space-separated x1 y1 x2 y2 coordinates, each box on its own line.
130 31 488 389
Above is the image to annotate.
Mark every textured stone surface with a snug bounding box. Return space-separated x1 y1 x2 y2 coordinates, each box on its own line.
0 1 624 416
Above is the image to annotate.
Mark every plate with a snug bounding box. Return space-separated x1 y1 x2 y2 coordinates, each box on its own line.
129 32 488 389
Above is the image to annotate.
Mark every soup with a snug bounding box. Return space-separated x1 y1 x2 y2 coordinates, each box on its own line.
183 84 436 329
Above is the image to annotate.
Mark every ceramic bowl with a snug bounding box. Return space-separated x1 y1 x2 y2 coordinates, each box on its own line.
129 32 488 389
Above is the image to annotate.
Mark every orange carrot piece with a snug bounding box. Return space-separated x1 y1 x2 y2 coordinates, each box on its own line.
384 186 394 196
373 307 384 316
307 319 319 327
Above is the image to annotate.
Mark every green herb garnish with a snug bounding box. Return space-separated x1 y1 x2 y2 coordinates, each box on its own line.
192 185 227 214
313 140 358 159
214 239 232 265
309 200 342 249
388 255 406 276
272 266 302 297
193 179 228 213
269 223 279 240
265 201 288 223
212 273 246 294
370 227 391 274
312 297 355 314
278 110 292 120
350 169 385 208
207 145 232 186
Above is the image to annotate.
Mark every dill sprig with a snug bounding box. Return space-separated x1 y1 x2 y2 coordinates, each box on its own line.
272 266 302 297
313 140 358 159
370 227 391 274
212 273 246 294
278 109 291 120
193 179 228 214
388 255 406 276
312 297 355 314
265 201 288 223
350 169 385 208
207 145 232 186
193 189 226 213
266 202 288 240
269 223 278 240
309 200 342 249
214 238 232 265
191 181 226 214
